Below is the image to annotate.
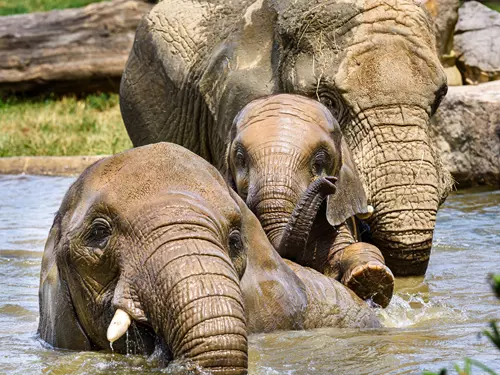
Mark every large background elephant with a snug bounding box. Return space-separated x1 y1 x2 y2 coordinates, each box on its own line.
120 0 453 275
39 143 379 375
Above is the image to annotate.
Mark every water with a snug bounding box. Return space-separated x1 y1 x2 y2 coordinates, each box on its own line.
0 175 498 374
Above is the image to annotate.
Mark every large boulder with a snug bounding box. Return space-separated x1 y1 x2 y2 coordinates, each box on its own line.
431 81 500 188
422 0 462 85
454 1 500 84
423 0 460 59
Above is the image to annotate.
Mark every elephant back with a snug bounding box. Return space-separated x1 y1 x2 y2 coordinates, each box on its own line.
120 0 256 168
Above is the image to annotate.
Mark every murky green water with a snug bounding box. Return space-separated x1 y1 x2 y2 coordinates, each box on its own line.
0 175 499 374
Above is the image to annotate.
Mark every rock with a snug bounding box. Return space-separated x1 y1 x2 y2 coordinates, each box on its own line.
454 1 500 84
431 81 500 188
444 64 463 86
423 0 460 59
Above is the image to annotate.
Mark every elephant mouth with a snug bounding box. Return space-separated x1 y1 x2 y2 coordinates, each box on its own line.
106 310 168 362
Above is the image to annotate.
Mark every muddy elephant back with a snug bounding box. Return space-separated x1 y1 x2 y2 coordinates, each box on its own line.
120 0 252 165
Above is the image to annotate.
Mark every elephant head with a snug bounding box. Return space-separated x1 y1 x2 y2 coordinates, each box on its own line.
227 94 368 257
38 143 259 374
271 0 453 275
39 142 379 373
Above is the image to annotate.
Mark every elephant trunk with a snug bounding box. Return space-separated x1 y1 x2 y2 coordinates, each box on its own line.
277 177 336 259
139 239 248 374
247 183 299 248
348 105 447 276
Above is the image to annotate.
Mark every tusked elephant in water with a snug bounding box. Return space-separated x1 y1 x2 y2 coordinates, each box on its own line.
38 143 379 375
228 94 394 307
120 0 453 276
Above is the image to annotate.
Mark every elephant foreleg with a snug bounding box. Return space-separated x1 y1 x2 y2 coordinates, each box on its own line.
325 221 395 308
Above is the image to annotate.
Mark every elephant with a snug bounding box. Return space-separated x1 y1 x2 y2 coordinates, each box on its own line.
120 0 453 276
38 142 380 375
227 94 394 307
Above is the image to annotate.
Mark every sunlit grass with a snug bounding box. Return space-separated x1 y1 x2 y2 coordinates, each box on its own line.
0 93 132 157
0 0 106 16
483 1 500 12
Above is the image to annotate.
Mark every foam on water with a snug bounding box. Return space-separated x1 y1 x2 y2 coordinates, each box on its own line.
378 293 468 328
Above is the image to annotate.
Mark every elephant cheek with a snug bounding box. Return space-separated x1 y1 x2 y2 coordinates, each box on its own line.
137 242 248 374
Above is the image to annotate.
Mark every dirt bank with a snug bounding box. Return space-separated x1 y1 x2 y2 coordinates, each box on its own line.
0 155 107 176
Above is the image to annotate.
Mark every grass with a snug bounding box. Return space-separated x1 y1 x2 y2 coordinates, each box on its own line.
483 1 500 12
0 0 106 16
0 93 132 157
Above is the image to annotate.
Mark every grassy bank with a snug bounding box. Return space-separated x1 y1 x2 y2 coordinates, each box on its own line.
0 94 132 157
0 0 105 16
484 1 500 12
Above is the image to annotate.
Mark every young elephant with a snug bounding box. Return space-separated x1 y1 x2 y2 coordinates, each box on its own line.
38 142 379 375
227 94 394 307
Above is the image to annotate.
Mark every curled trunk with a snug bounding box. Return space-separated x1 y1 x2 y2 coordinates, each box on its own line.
139 240 248 374
277 176 336 259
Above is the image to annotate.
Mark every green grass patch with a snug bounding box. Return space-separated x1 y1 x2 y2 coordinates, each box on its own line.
0 0 106 16
483 1 500 12
0 93 132 157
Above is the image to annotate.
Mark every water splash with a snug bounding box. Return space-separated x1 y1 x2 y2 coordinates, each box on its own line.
164 359 211 375
378 293 468 328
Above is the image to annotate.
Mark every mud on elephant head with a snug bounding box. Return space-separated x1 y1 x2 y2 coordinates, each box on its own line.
120 0 453 275
38 143 379 375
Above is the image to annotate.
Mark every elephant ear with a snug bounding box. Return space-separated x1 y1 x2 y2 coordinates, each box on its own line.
326 138 369 227
199 0 278 149
228 188 307 333
38 219 91 350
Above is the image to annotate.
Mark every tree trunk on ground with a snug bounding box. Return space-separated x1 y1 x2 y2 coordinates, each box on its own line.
0 0 153 96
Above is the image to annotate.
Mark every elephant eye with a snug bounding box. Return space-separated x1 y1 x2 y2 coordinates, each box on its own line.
228 229 246 278
431 84 448 116
319 95 334 109
228 229 243 255
234 147 247 170
311 148 332 176
317 90 350 127
86 218 112 249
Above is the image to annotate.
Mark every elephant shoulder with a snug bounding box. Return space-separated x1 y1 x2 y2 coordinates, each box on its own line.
137 1 252 85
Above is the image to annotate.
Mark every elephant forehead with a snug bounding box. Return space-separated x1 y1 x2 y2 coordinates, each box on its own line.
65 143 239 223
82 143 226 194
236 94 337 134
120 191 238 234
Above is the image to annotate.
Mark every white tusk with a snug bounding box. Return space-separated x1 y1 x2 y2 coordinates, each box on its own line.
356 205 374 220
107 309 131 343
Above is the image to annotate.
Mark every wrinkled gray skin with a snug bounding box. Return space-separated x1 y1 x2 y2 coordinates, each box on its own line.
38 143 379 375
121 0 453 276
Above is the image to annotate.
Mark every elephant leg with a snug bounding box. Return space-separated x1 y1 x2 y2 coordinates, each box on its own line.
325 222 394 308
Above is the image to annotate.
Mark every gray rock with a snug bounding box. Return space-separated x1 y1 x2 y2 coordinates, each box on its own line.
423 0 460 60
454 1 500 84
431 81 500 188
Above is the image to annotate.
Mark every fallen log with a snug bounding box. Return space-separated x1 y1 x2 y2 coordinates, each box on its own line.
0 0 154 96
